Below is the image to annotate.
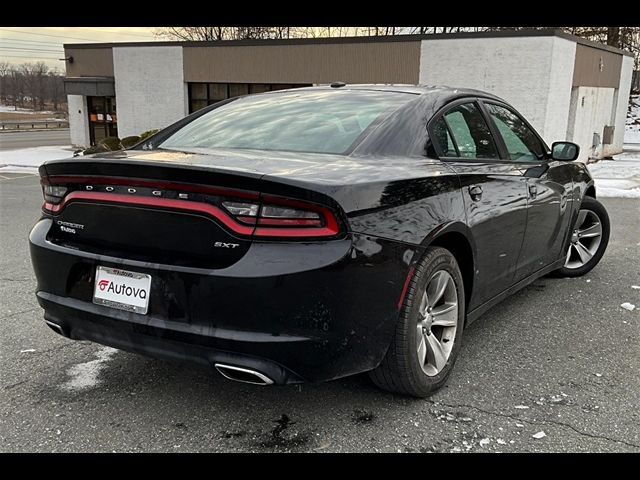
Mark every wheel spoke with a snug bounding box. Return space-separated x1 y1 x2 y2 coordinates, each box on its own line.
431 303 457 327
575 241 593 263
565 244 574 266
427 271 447 306
419 292 429 317
417 335 427 365
576 210 587 228
579 222 601 239
425 333 447 371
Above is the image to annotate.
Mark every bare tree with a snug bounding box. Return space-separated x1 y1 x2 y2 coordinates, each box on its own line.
155 27 301 41
0 62 66 112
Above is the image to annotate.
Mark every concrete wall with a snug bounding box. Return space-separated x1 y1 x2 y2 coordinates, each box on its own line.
567 87 616 162
67 94 90 147
112 46 187 138
611 55 635 151
566 55 633 161
419 36 576 145
543 37 578 145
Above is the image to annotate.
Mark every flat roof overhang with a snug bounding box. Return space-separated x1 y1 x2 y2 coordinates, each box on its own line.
64 76 115 97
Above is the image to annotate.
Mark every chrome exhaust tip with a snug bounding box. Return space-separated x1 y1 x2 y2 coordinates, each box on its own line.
45 320 64 335
214 363 274 385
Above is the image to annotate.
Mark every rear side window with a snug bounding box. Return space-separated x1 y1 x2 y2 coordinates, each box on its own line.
433 102 499 159
485 103 545 162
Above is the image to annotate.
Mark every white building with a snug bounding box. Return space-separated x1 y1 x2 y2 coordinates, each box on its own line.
64 29 633 162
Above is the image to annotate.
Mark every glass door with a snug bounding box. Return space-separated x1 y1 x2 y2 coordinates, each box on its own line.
88 96 118 145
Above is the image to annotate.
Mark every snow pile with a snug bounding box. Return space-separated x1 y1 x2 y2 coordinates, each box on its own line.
626 94 640 144
0 104 57 115
0 145 75 174
589 150 640 198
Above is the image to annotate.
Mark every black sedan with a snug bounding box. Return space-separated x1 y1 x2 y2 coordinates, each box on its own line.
29 84 609 397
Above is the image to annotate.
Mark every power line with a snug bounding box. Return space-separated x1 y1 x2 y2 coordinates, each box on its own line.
0 38 62 47
0 28 156 42
0 54 63 60
0 46 64 53
0 28 98 42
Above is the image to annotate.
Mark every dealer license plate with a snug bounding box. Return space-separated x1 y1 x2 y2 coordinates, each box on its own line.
92 266 151 314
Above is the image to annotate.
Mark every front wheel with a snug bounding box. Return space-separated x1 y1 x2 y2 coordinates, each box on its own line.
553 196 610 278
369 247 465 397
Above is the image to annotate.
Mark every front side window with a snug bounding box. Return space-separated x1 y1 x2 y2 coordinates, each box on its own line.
485 103 545 162
435 102 499 159
161 90 415 155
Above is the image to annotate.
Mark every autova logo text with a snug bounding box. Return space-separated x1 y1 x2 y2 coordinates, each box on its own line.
98 279 147 299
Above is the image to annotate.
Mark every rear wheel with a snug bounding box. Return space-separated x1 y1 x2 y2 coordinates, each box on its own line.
369 247 465 397
553 196 610 278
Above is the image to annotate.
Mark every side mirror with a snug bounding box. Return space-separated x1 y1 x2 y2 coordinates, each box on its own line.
551 141 579 161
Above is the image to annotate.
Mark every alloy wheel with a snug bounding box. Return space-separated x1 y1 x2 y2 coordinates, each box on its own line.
564 209 603 269
416 270 459 376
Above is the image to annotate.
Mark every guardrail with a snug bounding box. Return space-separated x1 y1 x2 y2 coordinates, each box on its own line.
0 120 69 131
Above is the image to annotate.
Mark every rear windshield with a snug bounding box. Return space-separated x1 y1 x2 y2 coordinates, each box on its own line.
159 89 415 155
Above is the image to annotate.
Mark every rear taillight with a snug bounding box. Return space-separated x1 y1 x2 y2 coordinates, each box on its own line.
222 196 339 237
41 179 68 212
40 176 342 239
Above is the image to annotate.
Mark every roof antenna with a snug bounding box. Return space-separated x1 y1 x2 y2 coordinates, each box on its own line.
330 81 346 88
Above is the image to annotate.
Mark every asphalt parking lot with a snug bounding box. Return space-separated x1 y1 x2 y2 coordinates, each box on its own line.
1 173 638 452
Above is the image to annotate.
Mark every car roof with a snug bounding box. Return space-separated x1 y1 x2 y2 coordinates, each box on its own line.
291 83 506 103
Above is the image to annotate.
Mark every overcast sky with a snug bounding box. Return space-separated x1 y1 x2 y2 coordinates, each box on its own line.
0 27 158 70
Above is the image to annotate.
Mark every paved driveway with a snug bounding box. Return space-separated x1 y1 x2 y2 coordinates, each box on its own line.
1 174 638 452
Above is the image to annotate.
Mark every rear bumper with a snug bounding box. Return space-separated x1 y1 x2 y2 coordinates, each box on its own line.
30 218 417 383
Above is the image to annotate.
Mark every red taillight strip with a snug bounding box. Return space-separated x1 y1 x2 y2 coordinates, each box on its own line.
254 206 339 237
43 191 341 238
256 218 322 226
45 191 254 236
397 266 415 310
44 176 259 200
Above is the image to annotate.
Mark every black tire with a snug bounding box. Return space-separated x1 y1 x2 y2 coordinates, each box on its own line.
553 196 610 278
369 247 465 397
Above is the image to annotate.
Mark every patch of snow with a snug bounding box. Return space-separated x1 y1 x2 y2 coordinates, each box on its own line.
631 285 640 290
532 431 547 439
0 104 57 114
20 349 36 353
0 145 74 173
594 373 603 377
588 150 640 198
479 438 490 447
515 423 524 428
496 438 506 445
514 405 529 410
61 346 118 391
621 302 636 311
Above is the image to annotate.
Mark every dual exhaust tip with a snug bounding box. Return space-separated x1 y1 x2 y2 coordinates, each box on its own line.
45 320 274 386
214 363 274 386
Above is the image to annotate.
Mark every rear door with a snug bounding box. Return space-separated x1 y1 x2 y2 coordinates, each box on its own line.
429 99 529 310
481 101 573 278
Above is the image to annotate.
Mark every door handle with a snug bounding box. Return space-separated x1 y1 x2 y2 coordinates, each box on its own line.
468 185 483 201
529 184 538 198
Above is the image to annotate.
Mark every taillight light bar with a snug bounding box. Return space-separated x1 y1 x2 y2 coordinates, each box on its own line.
41 176 342 239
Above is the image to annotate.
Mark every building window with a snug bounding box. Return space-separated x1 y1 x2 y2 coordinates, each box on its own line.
188 82 311 113
87 96 117 145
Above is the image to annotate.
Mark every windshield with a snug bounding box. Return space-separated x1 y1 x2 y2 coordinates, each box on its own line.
159 89 415 155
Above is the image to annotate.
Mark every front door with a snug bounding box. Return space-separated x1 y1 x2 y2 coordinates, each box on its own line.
87 96 118 145
429 100 530 310
481 101 571 278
